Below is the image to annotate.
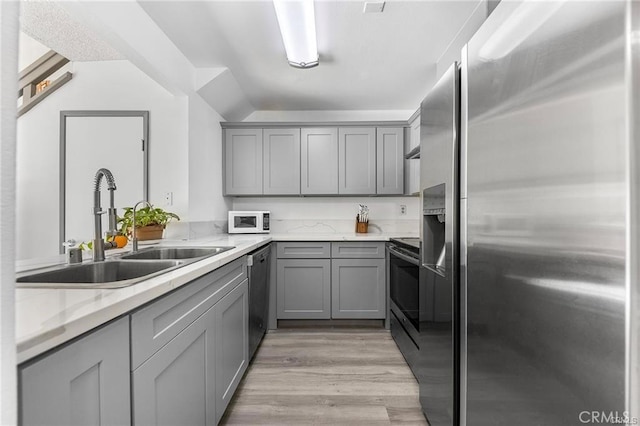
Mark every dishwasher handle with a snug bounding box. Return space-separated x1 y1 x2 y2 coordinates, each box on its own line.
247 245 271 267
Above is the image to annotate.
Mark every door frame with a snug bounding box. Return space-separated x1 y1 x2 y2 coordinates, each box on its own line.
59 110 149 253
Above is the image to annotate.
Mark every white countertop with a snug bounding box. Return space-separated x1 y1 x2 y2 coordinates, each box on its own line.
268 232 416 241
16 232 415 364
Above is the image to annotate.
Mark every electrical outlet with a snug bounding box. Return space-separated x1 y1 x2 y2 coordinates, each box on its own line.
165 191 173 206
400 204 407 215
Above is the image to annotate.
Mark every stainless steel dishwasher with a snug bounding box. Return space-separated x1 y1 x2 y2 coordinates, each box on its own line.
247 244 271 360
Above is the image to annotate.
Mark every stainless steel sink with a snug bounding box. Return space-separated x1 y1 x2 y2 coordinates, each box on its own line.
17 246 236 289
16 260 184 289
119 246 233 261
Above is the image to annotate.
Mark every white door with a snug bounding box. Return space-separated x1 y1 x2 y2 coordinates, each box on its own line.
64 115 145 246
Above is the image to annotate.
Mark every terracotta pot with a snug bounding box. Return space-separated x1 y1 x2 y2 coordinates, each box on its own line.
133 225 165 241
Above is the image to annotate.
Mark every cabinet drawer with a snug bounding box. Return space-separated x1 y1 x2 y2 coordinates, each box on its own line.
131 258 247 370
331 242 386 258
276 242 331 258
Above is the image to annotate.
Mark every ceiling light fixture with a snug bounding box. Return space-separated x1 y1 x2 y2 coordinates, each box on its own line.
273 0 319 69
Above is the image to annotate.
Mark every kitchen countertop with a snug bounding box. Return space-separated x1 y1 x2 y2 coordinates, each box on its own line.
268 232 417 241
16 232 416 364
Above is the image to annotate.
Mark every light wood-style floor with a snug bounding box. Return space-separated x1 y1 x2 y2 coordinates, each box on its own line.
220 328 428 425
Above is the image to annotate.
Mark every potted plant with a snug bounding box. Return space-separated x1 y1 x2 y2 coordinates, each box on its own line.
118 205 180 241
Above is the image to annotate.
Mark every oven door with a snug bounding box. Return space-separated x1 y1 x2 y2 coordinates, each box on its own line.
388 245 420 344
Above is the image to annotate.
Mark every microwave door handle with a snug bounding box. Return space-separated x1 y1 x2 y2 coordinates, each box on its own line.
388 246 420 266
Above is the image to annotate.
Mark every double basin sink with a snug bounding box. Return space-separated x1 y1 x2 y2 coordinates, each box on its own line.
17 246 234 289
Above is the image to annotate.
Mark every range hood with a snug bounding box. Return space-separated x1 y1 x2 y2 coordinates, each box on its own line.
405 145 420 159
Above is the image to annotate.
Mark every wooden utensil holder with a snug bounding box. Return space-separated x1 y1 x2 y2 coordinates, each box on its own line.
356 220 368 233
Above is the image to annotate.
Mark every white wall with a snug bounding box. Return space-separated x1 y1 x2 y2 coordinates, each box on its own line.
435 0 489 80
16 60 188 259
18 32 48 71
188 94 232 223
245 109 414 122
0 2 18 424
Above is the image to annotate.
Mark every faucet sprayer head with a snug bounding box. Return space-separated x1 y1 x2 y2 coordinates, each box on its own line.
94 168 117 191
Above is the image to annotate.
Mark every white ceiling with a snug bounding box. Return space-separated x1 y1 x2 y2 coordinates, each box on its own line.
18 0 484 114
139 0 483 112
19 0 124 62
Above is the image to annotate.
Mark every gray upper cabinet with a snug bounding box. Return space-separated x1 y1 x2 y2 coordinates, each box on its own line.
338 127 377 194
132 306 216 426
407 112 421 195
20 317 131 426
376 127 404 194
223 123 406 196
301 128 339 194
263 128 301 195
224 128 263 195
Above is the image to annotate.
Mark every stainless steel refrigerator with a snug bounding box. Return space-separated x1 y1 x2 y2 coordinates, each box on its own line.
460 1 632 425
419 61 460 425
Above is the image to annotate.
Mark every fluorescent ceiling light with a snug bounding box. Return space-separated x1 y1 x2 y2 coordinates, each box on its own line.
273 0 319 69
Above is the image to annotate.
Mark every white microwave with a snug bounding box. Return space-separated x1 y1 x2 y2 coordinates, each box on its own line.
228 211 270 234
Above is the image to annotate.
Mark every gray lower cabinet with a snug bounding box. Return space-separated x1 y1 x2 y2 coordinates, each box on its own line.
277 259 331 319
130 257 248 426
275 242 386 321
215 279 249 423
19 317 130 426
331 258 386 319
133 278 249 426
132 307 216 426
20 257 251 426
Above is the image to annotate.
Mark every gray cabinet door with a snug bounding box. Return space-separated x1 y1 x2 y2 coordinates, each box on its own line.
338 127 376 194
301 128 338 194
277 259 331 319
263 128 301 195
224 128 263 195
331 259 386 319
20 317 130 426
132 306 216 426
131 258 246 370
376 127 404 194
215 279 249 423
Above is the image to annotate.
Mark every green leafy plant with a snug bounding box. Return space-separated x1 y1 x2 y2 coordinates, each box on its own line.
117 205 180 237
